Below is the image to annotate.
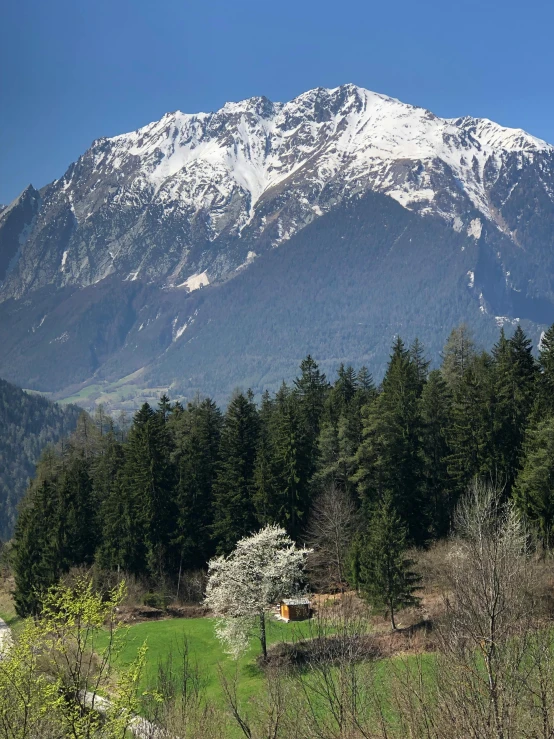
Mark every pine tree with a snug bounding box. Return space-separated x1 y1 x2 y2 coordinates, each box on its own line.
420 370 454 538
410 338 430 393
492 326 537 492
537 324 554 417
359 494 420 629
353 337 424 543
293 355 329 476
172 397 222 569
441 324 476 389
514 416 554 548
253 391 280 526
447 353 495 494
13 478 61 617
120 403 176 576
212 391 259 554
57 454 96 569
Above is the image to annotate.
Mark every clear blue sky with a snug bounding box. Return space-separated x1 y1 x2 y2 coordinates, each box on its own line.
1 0 553 205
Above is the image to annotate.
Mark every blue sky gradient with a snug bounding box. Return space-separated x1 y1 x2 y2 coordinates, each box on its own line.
1 0 553 204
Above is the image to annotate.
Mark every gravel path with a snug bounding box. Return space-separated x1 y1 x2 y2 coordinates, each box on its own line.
0 617 12 656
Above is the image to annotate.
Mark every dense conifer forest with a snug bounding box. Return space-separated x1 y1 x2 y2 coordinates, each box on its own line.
0 378 81 542
11 323 554 617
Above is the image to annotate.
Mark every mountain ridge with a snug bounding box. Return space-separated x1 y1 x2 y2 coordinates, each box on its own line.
0 84 553 408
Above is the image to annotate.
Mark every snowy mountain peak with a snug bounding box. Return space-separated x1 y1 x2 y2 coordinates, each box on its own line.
1 85 553 302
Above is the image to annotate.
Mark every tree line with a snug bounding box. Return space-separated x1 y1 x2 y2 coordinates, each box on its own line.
12 322 554 616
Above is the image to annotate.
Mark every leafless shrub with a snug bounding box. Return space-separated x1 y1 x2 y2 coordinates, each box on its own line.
306 484 357 592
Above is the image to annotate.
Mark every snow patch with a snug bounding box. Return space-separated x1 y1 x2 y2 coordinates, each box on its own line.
177 271 209 291
61 250 69 271
467 218 482 239
467 270 475 288
452 216 463 233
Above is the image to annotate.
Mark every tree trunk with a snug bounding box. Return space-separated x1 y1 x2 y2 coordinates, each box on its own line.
390 601 397 630
259 612 267 660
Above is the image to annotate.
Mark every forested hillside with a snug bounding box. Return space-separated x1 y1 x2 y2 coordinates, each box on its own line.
13 322 554 617
0 378 82 540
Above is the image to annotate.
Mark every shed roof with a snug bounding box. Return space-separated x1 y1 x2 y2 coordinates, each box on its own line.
282 598 310 606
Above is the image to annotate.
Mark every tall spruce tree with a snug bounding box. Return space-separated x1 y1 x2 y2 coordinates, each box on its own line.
293 355 329 478
13 477 62 617
212 391 259 553
353 337 424 542
447 353 496 494
253 391 281 526
441 324 476 389
359 494 420 629
492 326 537 492
271 384 311 538
420 370 454 538
172 397 222 569
119 402 175 576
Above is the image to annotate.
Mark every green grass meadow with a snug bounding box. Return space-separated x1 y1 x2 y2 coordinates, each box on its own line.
101 615 316 705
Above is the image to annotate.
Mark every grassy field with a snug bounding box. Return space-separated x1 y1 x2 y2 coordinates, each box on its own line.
100 615 317 706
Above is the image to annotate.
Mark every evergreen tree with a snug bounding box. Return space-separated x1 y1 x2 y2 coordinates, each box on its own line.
359 494 420 629
492 326 537 492
212 391 259 553
13 478 61 617
293 355 329 475
271 384 312 538
119 403 175 576
253 391 280 526
353 337 424 542
172 397 222 569
514 416 554 548
447 353 496 494
537 323 554 417
410 338 430 393
441 324 476 389
420 370 454 538
57 454 96 569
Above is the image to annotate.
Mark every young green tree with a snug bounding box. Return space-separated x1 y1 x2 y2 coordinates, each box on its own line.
359 494 420 629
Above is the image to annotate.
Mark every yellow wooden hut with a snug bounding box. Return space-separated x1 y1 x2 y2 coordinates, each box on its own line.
279 597 310 622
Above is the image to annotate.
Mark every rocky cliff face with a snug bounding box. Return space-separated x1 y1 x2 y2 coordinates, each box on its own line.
2 84 553 302
0 85 553 405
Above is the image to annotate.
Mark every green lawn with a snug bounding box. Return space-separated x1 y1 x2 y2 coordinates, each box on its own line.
101 615 316 705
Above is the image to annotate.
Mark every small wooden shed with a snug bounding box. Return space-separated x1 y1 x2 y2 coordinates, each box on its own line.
280 597 310 622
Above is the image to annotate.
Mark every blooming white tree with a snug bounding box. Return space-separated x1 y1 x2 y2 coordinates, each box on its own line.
204 525 311 659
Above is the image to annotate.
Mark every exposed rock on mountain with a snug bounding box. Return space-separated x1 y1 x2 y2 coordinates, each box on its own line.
0 85 553 405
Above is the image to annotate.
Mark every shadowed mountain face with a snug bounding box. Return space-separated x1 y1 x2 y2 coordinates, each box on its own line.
0 85 553 406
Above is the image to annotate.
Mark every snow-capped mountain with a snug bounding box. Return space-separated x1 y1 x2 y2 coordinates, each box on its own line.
0 84 553 405
1 84 553 301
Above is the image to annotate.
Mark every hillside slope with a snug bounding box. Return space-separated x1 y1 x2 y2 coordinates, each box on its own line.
0 378 81 540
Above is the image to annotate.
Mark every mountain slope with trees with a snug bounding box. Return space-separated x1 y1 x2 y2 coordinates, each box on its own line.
12 322 554 619
0 378 82 541
0 85 553 406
